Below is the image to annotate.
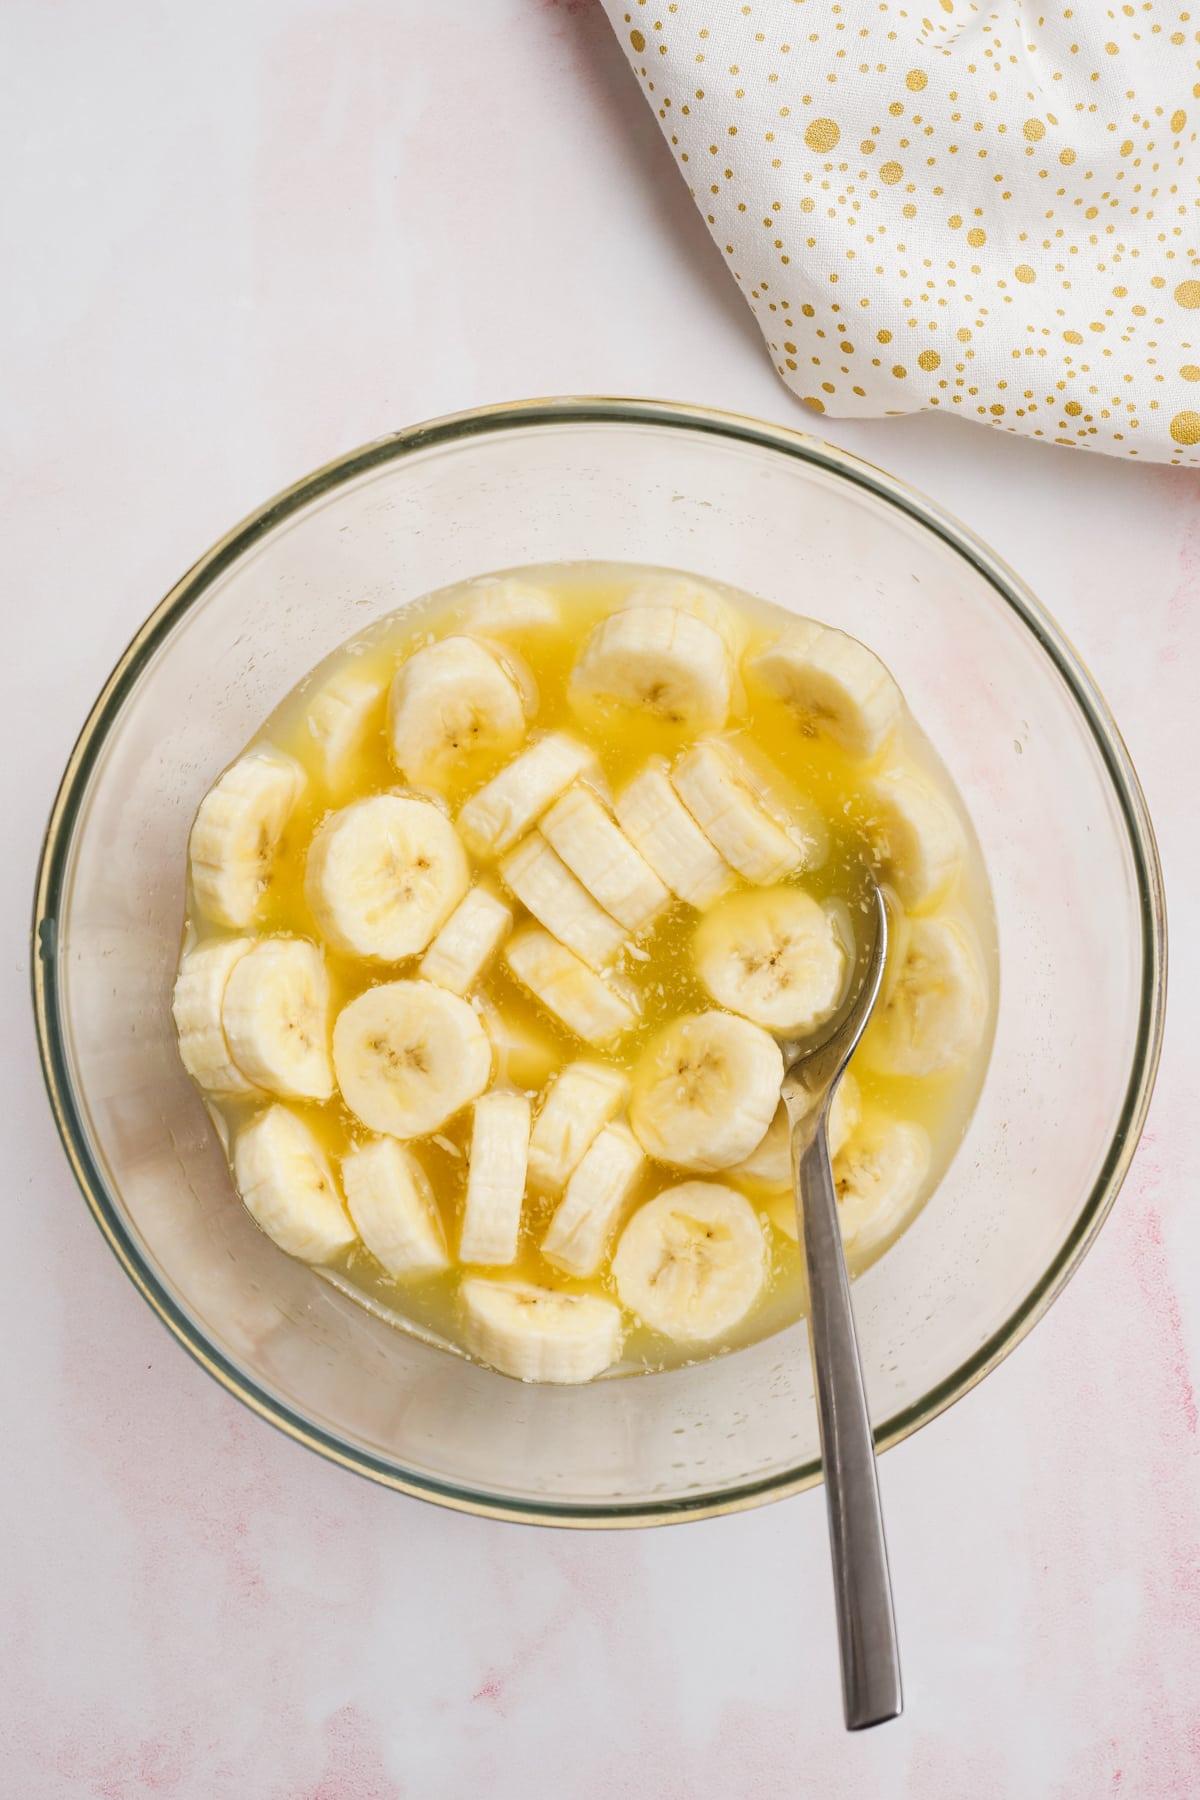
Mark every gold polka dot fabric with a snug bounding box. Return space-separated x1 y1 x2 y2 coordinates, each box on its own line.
603 1 1200 463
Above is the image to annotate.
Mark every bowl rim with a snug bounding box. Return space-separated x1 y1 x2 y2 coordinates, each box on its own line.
31 396 1167 1528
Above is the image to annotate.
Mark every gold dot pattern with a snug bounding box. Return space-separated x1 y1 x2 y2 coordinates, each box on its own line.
605 0 1200 466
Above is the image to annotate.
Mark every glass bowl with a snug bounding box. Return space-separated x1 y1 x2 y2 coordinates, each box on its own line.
32 399 1165 1527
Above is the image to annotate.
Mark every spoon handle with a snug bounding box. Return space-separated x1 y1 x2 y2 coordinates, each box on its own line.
794 1110 903 1731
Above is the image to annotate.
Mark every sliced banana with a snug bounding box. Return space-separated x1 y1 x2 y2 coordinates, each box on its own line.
332 979 492 1136
304 662 388 786
750 620 902 758
569 606 731 731
461 1277 623 1383
835 1113 931 1257
388 635 532 790
499 833 627 972
614 758 735 909
457 731 599 860
629 1010 783 1171
693 886 846 1034
671 740 808 885
221 937 334 1100
542 1122 645 1277
612 1181 766 1343
528 1060 629 1194
620 574 746 655
540 784 669 933
459 1089 532 1266
864 765 965 911
504 925 641 1045
341 1137 449 1278
189 749 306 928
418 886 513 995
477 1002 562 1090
860 914 988 1078
233 1105 355 1263
172 937 260 1094
734 1071 861 1192
456 577 561 636
306 794 469 962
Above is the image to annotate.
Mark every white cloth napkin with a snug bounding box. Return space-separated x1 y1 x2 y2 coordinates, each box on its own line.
601 1 1200 465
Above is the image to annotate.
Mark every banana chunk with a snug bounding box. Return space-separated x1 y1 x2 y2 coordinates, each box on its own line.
542 1122 645 1277
455 576 561 636
861 914 988 1078
461 1277 623 1383
671 740 810 885
629 1010 783 1171
768 1110 930 1252
750 620 902 758
540 784 669 933
460 1090 532 1266
569 606 731 731
221 937 334 1100
693 887 846 1034
304 662 388 786
734 1072 861 1192
504 925 641 1046
306 794 469 962
189 749 306 928
614 758 734 909
332 979 492 1136
172 937 260 1094
477 1002 562 1090
620 574 746 656
500 833 627 972
458 732 599 860
418 887 513 995
613 1181 766 1343
528 1060 629 1194
233 1106 356 1263
389 636 533 791
864 766 965 910
342 1137 449 1279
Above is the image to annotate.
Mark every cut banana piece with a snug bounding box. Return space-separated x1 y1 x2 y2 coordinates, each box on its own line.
861 915 988 1078
456 577 561 636
389 636 532 790
620 574 747 655
734 1072 861 1192
460 1090 532 1266
504 925 641 1046
693 886 847 1033
477 1002 561 1090
304 662 388 786
671 740 808 885
499 833 627 972
418 886 513 994
458 732 599 860
542 1122 645 1277
629 1010 783 1171
612 1181 766 1343
172 937 260 1094
233 1105 355 1263
461 1277 623 1383
306 794 469 962
569 606 731 731
864 766 965 911
341 1137 449 1278
540 784 669 933
614 758 735 909
528 1060 629 1193
332 979 492 1136
835 1113 931 1257
750 620 902 758
189 749 306 928
221 937 334 1100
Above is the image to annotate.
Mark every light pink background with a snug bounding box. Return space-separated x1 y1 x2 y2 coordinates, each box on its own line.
3 2 1197 1795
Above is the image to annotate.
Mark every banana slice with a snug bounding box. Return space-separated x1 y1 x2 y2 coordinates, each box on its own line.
693 887 847 1033
458 732 599 860
332 979 492 1136
418 886 513 994
233 1105 355 1263
612 1181 766 1343
477 1002 562 1090
671 740 809 885
860 915 988 1078
499 833 627 972
304 662 388 786
189 749 306 928
750 620 902 758
172 937 260 1094
341 1137 449 1278
540 785 669 933
734 1072 861 1192
460 1089 532 1266
504 925 641 1045
569 606 731 731
835 1113 931 1257
306 794 469 962
620 574 746 656
528 1060 629 1193
542 1121 645 1277
461 1277 623 1383
221 937 334 1100
456 577 561 635
864 766 965 911
614 758 735 909
629 1011 783 1171
389 636 533 790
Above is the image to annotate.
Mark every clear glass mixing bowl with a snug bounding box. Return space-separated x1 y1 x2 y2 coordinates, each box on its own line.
32 399 1165 1526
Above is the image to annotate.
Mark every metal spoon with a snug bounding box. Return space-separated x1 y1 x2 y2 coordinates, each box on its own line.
779 883 902 1731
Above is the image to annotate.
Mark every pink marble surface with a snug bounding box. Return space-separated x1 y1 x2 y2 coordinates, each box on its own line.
3 1 1196 1793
